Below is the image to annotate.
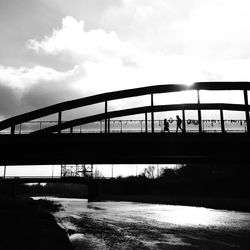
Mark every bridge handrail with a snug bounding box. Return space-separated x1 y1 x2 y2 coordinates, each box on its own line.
0 118 246 134
30 103 247 134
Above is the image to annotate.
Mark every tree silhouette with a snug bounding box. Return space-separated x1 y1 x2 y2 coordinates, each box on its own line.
142 165 155 179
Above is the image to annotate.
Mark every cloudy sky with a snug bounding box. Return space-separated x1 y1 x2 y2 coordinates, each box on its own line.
1 0 250 121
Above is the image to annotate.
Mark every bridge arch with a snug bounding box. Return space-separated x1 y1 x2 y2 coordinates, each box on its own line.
0 81 250 134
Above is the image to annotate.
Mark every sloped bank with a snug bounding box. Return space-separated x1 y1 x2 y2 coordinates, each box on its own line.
99 178 250 212
0 195 73 250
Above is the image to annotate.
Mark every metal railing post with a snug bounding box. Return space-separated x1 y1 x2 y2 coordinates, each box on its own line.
58 111 62 134
197 90 202 133
60 165 63 177
105 101 108 133
145 113 148 133
182 109 186 133
11 125 15 135
220 109 225 133
4 165 6 178
244 90 250 133
151 93 154 133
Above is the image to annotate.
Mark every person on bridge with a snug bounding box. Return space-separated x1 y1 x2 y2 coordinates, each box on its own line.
164 118 170 132
176 115 183 132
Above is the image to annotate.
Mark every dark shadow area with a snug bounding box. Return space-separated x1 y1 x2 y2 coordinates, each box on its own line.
0 193 73 250
100 163 250 212
12 183 88 199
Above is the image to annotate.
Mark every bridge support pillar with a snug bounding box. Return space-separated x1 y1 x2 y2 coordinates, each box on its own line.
88 181 102 202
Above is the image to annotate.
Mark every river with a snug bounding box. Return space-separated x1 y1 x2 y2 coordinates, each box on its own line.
44 197 250 249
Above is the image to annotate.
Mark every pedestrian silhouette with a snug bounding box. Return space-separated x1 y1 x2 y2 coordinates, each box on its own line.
164 118 170 132
176 115 183 132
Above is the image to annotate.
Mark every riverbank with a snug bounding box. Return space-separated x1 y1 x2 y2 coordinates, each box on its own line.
102 194 250 212
0 195 73 250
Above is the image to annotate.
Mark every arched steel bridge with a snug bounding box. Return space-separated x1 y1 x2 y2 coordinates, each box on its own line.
0 81 250 165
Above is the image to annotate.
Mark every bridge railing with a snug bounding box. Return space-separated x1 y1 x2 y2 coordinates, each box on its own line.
0 119 247 134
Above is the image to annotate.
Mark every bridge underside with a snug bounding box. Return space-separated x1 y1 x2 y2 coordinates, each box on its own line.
0 133 249 165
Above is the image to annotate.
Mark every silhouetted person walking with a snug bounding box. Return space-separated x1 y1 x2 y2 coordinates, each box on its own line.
176 115 183 132
164 118 170 132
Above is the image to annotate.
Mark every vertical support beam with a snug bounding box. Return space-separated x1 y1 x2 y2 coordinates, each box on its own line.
244 90 250 133
58 111 62 134
11 125 15 135
52 165 54 178
182 109 186 133
70 126 73 134
145 113 148 133
91 164 93 179
108 118 110 133
197 90 202 133
105 101 108 133
220 109 225 133
4 165 6 178
151 93 154 133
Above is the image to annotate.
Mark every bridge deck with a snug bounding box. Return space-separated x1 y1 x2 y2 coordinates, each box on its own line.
0 133 249 165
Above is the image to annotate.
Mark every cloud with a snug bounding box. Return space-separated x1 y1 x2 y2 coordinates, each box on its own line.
0 83 20 118
26 14 250 90
21 66 84 110
27 16 135 64
101 0 250 60
26 16 144 93
0 64 85 118
25 16 206 89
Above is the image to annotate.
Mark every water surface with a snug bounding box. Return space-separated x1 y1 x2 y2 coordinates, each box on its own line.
46 197 250 249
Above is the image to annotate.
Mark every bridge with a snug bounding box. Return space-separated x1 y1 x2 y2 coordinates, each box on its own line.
0 81 250 166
